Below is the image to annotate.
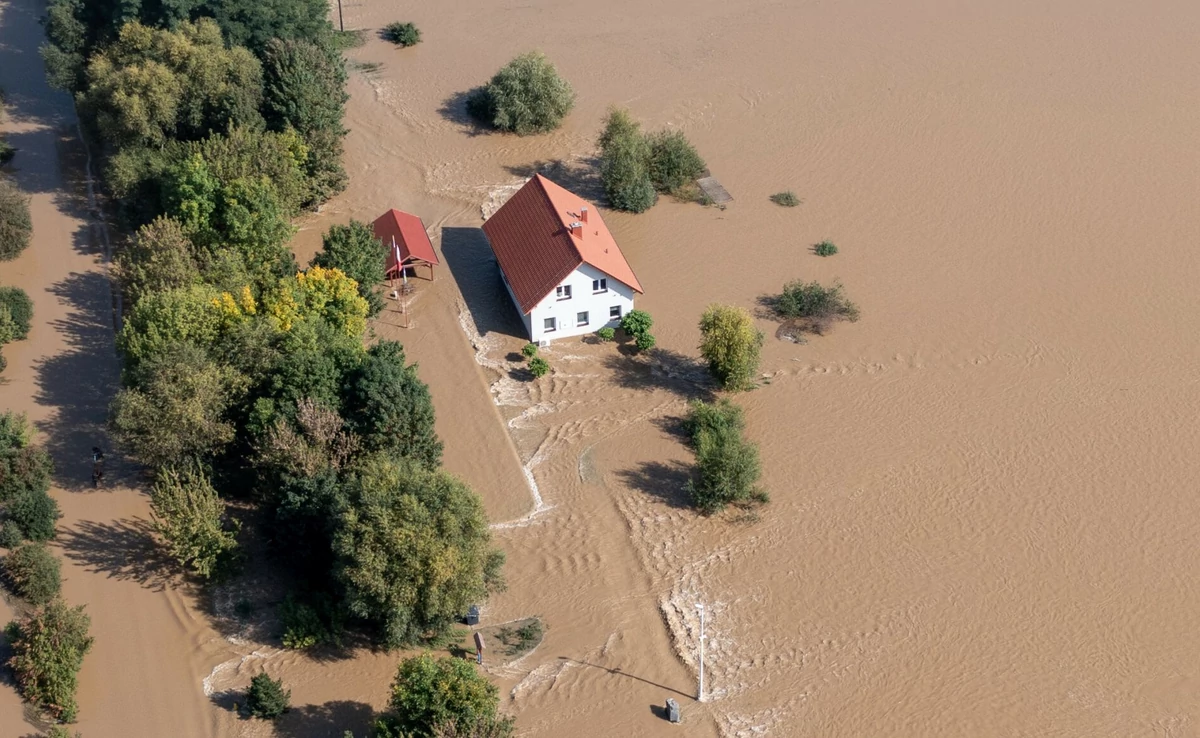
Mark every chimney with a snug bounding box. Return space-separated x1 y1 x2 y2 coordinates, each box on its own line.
568 221 583 238
580 206 588 223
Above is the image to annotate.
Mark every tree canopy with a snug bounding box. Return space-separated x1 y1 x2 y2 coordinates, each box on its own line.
343 341 443 468
469 52 574 135
311 221 386 315
374 653 512 738
698 304 763 391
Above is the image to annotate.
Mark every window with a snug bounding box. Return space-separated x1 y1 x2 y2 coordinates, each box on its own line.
592 278 607 293
577 311 589 326
544 317 556 332
556 285 572 300
609 305 622 319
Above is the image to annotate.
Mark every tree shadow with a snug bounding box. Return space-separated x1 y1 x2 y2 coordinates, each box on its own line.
614 460 693 510
503 158 604 204
440 226 527 340
600 348 713 401
436 89 489 137
57 517 181 592
33 270 127 492
274 699 376 737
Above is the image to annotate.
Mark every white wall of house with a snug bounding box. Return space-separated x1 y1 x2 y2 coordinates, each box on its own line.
518 262 636 343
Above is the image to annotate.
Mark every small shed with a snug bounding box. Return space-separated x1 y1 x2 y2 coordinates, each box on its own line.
372 208 439 280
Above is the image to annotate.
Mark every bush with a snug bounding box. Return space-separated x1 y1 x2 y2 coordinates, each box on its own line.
311 221 386 316
0 522 23 549
3 543 62 605
634 332 656 352
618 309 653 338
598 108 655 213
772 279 860 333
520 343 538 358
112 217 199 305
527 357 549 378
5 600 93 723
279 595 341 649
596 327 615 342
149 462 240 579
0 411 53 505
8 489 60 542
647 130 706 195
382 22 421 47
0 286 34 341
374 653 513 738
245 673 290 719
684 400 766 514
698 304 763 391
813 240 838 257
770 191 800 207
0 177 32 261
468 52 574 135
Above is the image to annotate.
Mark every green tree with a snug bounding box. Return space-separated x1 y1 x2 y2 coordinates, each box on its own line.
257 318 366 418
5 600 94 723
698 304 763 391
112 216 200 305
0 412 53 507
684 400 766 514
343 341 443 468
2 542 62 605
0 177 33 261
149 462 240 579
41 0 89 91
333 456 503 648
598 108 655 213
618 309 655 351
205 0 332 53
8 489 61 542
469 52 574 135
116 283 226 368
647 130 706 195
245 672 290 719
0 286 34 341
311 221 386 315
79 20 263 148
110 343 248 468
373 653 512 738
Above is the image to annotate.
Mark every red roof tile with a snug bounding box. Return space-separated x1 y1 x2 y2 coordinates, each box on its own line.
372 209 439 276
482 175 643 314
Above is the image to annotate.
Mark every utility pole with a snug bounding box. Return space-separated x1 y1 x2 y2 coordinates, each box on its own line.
696 602 707 702
337 0 344 31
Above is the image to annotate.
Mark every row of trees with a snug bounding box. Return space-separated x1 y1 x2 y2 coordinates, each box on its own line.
0 413 93 724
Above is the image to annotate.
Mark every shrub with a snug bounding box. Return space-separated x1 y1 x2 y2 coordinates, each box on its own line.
382 22 421 47
8 489 60 542
521 343 538 358
374 653 513 738
772 279 860 333
149 462 240 579
684 400 766 514
634 332 656 352
0 411 53 505
44 727 82 738
3 543 62 605
698 304 763 391
0 522 23 549
596 327 615 342
279 595 341 649
0 177 32 261
770 191 800 207
311 221 387 316
813 240 838 257
5 599 93 723
527 357 549 378
468 52 574 135
598 108 655 213
619 309 653 338
647 130 706 195
245 673 290 719
0 286 34 341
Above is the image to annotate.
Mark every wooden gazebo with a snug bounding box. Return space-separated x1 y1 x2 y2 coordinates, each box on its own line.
372 208 439 280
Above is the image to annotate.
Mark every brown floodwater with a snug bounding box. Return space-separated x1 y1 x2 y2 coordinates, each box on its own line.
4 0 1200 735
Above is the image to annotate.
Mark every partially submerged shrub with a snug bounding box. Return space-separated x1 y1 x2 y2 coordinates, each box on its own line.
770 191 800 207
375 653 513 738
246 673 290 719
596 327 615 342
5 600 94 723
772 279 860 333
598 108 655 213
0 177 32 261
0 285 34 341
647 130 706 195
527 357 549 378
619 309 656 351
149 462 240 579
634 332 656 352
467 52 574 135
3 542 62 605
684 400 766 514
698 304 763 391
279 595 342 649
382 22 421 47
813 240 838 257
521 342 538 358
8 488 60 542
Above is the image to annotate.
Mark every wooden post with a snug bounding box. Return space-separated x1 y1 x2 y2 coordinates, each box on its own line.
337 0 344 31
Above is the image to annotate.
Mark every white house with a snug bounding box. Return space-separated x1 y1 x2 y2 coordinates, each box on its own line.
482 174 644 343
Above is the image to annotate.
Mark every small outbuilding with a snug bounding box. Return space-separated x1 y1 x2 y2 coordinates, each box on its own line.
481 174 644 343
372 208 439 280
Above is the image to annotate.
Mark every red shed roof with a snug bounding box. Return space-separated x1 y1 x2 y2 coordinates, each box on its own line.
481 175 643 314
372 209 439 275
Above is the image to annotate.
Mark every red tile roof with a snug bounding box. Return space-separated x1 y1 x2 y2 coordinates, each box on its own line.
481 175 643 314
372 209 439 276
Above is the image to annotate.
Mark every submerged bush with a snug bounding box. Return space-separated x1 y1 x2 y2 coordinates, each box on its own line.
598 108 655 213
468 52 574 135
770 191 800 207
772 279 860 333
0 177 32 261
5 599 93 723
374 653 513 738
246 673 290 719
382 22 421 47
8 488 60 542
0 286 34 341
684 400 766 514
647 130 706 195
3 542 62 605
813 240 838 257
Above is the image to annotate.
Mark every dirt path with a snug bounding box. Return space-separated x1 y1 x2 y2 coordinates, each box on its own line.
0 0 235 734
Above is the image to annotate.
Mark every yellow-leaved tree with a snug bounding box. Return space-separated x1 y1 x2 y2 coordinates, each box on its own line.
264 266 367 337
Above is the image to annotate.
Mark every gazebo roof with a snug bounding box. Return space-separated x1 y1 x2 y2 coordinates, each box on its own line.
372 209 439 271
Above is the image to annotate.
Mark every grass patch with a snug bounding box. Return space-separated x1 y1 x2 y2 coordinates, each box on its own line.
381 22 421 47
770 191 801 207
328 29 365 50
353 61 383 75
813 240 838 257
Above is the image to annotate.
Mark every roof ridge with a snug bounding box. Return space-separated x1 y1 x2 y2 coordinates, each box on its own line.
532 174 586 264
